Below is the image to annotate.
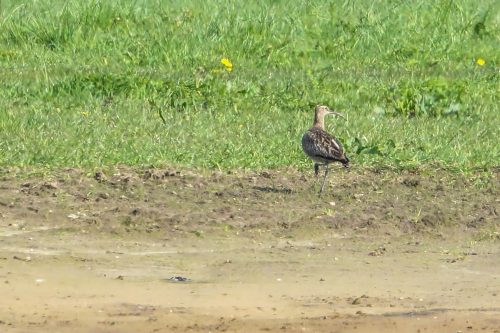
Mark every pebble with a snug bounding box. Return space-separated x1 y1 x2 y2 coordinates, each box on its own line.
167 276 191 283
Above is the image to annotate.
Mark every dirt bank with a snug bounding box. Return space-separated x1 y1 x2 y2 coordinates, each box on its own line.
0 167 499 332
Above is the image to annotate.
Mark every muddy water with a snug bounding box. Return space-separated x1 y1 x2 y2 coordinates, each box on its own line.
0 167 499 332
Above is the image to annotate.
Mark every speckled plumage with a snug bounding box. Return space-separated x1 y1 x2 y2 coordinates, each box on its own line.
301 127 349 167
302 105 349 194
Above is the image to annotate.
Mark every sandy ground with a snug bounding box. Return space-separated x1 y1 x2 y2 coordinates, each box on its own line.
0 167 499 332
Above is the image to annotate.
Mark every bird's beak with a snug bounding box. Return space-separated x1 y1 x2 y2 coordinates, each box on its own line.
327 110 346 119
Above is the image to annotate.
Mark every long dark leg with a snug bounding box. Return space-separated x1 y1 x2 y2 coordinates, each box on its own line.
314 163 319 177
310 163 320 191
319 164 329 194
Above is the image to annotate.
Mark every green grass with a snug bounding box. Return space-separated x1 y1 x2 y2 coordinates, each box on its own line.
0 0 499 171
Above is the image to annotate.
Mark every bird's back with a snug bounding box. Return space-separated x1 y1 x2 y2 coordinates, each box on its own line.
302 127 349 166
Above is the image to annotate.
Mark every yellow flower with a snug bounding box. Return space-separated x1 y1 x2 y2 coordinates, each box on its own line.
81 111 89 117
220 57 233 72
476 58 485 66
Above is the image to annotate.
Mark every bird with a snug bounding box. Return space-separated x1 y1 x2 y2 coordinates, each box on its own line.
301 105 349 195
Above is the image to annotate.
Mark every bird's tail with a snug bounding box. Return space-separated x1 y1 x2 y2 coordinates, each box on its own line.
342 155 350 168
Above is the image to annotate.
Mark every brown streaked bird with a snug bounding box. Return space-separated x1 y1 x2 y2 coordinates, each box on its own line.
302 105 349 194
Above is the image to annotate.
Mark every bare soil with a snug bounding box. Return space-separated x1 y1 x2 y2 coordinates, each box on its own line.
0 166 499 333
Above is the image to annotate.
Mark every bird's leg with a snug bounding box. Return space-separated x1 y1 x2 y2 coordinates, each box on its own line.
314 163 319 177
309 163 320 191
319 164 329 195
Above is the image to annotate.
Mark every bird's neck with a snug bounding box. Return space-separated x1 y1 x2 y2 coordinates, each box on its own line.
313 114 325 130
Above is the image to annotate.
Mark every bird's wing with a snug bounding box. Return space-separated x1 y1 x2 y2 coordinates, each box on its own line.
306 128 346 161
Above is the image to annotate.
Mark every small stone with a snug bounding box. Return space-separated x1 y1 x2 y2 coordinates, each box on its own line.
167 276 191 283
13 256 31 262
41 182 58 190
94 171 107 182
260 171 271 178
352 297 362 305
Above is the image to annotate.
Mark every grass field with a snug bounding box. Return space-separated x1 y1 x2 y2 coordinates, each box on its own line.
0 0 499 171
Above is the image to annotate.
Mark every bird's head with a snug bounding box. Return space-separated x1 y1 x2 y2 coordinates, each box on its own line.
315 105 345 119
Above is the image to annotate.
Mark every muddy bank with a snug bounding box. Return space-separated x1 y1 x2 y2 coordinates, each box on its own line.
0 167 499 332
0 167 498 237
